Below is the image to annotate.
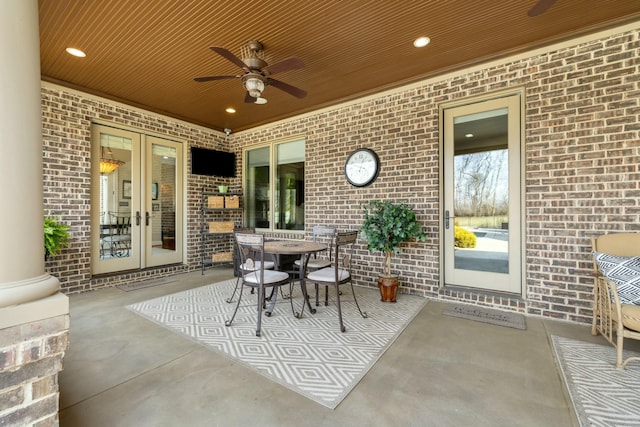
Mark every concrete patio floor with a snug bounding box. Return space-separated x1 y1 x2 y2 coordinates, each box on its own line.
58 268 619 427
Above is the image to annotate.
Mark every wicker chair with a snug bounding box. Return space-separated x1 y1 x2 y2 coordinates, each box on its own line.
591 233 640 369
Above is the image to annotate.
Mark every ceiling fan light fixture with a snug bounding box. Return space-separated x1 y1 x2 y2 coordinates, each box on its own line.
255 97 267 104
244 77 265 98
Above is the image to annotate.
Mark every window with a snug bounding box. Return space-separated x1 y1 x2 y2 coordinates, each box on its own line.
245 139 305 231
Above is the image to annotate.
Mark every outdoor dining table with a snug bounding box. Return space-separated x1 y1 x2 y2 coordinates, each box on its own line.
264 239 328 317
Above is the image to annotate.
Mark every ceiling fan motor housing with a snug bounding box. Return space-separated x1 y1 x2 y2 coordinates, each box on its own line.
243 57 267 70
242 40 267 70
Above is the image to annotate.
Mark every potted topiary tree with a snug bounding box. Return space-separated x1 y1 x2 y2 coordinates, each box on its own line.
44 217 70 260
360 199 427 302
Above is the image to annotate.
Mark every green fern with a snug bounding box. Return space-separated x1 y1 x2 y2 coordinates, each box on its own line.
44 217 70 257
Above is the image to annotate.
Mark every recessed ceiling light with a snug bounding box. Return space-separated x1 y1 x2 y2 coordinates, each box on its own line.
225 107 236 114
254 97 267 105
65 47 86 57
465 133 474 138
413 37 430 48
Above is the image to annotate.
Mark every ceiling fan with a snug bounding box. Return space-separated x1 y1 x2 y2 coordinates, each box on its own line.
527 0 557 17
194 40 307 103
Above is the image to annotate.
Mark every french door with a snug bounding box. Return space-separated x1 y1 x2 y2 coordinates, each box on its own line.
442 94 522 294
91 124 183 275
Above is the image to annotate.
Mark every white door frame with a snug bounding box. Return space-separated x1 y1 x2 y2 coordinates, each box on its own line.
439 89 525 296
91 123 185 274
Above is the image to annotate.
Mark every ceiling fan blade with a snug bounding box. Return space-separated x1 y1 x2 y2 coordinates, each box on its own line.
244 92 255 103
209 46 249 71
193 75 239 82
262 57 305 76
527 0 557 17
268 78 307 99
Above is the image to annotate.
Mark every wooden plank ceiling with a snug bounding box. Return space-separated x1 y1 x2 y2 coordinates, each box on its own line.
39 0 640 133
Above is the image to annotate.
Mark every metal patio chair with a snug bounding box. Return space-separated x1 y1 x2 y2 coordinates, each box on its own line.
306 230 367 332
226 232 290 337
294 225 336 305
226 228 275 303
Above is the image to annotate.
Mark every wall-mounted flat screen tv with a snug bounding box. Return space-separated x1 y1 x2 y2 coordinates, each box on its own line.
191 147 236 177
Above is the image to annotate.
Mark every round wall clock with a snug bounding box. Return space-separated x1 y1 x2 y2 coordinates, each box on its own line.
344 148 380 187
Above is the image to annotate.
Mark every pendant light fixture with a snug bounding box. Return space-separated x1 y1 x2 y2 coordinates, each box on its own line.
99 147 124 174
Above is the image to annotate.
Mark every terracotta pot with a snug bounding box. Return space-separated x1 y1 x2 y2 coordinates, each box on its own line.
378 275 399 302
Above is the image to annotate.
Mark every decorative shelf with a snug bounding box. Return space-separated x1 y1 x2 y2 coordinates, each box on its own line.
201 191 242 274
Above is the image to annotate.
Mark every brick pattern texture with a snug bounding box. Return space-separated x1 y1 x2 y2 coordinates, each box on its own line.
0 315 69 426
41 92 233 293
41 27 639 324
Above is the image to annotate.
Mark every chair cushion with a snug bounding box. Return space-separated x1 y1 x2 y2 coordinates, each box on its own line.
307 267 350 282
240 261 274 271
243 269 289 285
294 259 331 269
593 252 640 305
621 304 640 332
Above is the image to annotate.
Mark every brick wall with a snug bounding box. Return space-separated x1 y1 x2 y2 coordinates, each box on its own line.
0 315 69 426
232 27 640 323
42 26 639 323
41 89 233 293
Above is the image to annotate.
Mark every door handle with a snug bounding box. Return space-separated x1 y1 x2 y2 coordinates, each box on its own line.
136 211 141 226
445 210 455 229
145 211 150 226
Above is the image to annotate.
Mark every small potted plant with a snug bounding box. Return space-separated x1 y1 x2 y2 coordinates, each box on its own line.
44 217 70 260
360 200 427 302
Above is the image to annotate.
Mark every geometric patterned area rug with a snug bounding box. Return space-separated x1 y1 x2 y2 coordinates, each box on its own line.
127 279 427 409
551 335 640 426
442 304 526 330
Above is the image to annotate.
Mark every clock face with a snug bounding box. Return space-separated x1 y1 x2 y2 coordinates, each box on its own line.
344 148 380 187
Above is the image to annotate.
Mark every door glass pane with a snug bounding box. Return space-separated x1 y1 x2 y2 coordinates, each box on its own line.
99 134 133 260
275 140 304 230
246 146 270 229
151 143 177 253
453 108 509 274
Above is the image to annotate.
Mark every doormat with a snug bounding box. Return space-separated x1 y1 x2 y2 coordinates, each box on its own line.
117 277 176 292
552 335 640 426
442 304 526 330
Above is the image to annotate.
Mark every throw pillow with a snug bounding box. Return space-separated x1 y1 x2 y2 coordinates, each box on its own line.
593 251 640 305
